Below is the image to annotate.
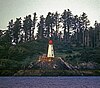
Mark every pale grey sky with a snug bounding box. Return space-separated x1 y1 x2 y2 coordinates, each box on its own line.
0 0 100 29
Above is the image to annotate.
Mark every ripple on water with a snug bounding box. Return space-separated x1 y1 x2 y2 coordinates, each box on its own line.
0 76 100 88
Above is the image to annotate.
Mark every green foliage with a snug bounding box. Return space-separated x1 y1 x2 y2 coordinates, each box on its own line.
0 59 21 70
8 46 29 61
80 48 100 63
0 39 48 75
65 48 100 65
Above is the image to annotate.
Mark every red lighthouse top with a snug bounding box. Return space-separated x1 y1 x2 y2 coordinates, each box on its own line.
49 40 53 44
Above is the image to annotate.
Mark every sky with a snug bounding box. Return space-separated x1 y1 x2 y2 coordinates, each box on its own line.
0 0 100 30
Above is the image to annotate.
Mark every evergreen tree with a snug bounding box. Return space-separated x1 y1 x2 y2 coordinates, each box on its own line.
80 12 90 47
28 15 32 41
61 9 73 43
53 11 60 41
37 15 45 39
94 21 100 47
50 13 55 38
23 15 32 41
89 27 95 47
7 19 14 43
45 12 52 38
72 15 80 46
23 16 28 41
0 30 3 37
58 31 63 42
13 18 22 44
32 12 37 40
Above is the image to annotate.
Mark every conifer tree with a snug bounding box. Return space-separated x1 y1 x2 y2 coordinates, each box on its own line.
23 15 32 41
94 21 100 47
53 11 60 41
7 19 14 43
37 15 45 39
80 12 90 47
32 12 37 40
45 12 52 38
61 9 73 43
89 27 95 47
0 30 3 37
13 18 22 44
72 15 80 46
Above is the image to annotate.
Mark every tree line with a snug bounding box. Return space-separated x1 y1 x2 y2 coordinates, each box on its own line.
0 9 100 48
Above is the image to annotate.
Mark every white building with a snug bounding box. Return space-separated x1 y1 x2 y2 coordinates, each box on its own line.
47 40 54 58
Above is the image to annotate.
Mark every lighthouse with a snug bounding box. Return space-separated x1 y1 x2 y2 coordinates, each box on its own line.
47 40 54 58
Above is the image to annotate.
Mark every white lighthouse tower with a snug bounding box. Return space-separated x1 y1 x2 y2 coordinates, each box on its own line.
47 40 54 58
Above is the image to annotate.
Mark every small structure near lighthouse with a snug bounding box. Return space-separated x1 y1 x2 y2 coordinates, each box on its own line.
47 40 54 58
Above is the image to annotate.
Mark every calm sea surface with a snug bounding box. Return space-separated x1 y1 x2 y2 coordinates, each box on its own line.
0 76 100 88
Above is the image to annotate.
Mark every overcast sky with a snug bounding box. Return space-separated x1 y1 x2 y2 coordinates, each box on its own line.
0 0 100 29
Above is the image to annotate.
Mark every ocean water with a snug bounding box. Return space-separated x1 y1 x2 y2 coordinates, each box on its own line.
0 76 100 88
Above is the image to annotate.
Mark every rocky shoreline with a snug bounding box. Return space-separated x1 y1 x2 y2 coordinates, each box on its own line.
14 57 100 76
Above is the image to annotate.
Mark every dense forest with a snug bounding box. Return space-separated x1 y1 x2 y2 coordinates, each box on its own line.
1 9 100 47
0 9 100 76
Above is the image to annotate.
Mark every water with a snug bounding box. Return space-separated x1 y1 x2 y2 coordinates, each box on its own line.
0 76 100 88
